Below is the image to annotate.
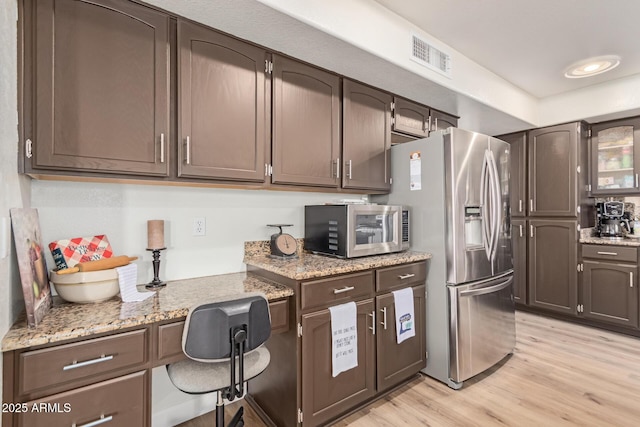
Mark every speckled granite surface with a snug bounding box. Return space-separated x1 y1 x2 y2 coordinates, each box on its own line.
2 273 293 352
579 227 640 247
244 240 432 280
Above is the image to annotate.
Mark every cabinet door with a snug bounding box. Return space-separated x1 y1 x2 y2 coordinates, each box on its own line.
528 123 578 217
590 117 640 195
430 109 458 133
178 20 267 182
499 132 527 217
272 56 341 187
511 219 527 304
392 97 430 138
34 0 170 176
342 79 392 191
376 285 426 392
301 299 375 427
528 220 577 315
582 260 638 328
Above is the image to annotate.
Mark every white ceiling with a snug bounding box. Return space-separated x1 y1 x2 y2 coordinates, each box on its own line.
373 0 640 98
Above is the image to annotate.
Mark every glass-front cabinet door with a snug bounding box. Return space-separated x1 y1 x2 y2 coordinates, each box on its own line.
591 117 640 195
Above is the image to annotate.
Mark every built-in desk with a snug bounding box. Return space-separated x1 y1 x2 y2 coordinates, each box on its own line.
1 272 293 427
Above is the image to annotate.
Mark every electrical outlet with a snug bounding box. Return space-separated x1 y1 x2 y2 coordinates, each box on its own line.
193 217 206 236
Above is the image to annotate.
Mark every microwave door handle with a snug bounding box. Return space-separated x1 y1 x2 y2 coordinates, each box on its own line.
480 151 491 261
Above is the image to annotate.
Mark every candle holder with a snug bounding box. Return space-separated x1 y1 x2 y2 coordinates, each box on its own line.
146 247 166 289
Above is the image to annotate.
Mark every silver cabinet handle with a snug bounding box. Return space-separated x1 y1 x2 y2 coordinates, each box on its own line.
63 355 113 371
597 251 618 256
630 272 634 288
369 310 376 335
636 174 639 188
74 415 113 427
333 286 355 294
336 157 340 179
185 136 191 165
160 133 165 163
346 160 353 179
530 225 534 238
519 199 523 213
427 116 432 133
434 117 438 131
530 199 534 212
398 273 415 280
519 224 523 238
380 307 388 330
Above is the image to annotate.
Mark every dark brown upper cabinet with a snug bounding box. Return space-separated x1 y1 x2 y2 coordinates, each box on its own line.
528 123 580 217
32 0 170 176
430 109 458 133
392 97 430 139
177 20 268 182
271 56 341 187
342 79 392 192
590 116 640 195
498 132 527 217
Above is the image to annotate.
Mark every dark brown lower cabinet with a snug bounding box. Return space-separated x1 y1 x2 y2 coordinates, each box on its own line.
247 261 427 427
301 299 376 427
528 219 577 315
582 260 638 328
376 285 426 392
511 219 527 304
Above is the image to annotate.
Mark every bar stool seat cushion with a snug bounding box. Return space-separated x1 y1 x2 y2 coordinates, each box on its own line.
167 346 270 394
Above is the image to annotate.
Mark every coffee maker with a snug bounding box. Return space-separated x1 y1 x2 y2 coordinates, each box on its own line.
596 201 633 238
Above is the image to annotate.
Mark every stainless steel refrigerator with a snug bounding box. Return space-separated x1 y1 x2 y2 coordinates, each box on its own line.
375 127 515 389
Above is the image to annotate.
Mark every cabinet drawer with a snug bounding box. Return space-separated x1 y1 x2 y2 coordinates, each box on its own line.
582 244 638 263
301 271 374 311
18 370 146 427
19 329 147 396
376 262 427 292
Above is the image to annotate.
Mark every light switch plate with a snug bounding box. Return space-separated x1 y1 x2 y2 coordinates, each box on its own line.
0 217 9 259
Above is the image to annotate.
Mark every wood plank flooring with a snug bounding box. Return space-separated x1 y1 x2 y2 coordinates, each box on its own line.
179 311 640 426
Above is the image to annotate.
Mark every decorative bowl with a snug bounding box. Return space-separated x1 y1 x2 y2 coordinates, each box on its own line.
50 268 120 303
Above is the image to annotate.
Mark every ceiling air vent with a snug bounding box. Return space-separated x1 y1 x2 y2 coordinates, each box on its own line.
411 35 451 78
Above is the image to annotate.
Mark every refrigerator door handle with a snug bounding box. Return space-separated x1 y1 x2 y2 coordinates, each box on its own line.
480 151 492 261
488 150 501 262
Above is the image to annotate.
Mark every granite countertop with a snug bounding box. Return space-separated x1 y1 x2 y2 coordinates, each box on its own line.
244 241 432 281
579 227 640 247
2 272 293 352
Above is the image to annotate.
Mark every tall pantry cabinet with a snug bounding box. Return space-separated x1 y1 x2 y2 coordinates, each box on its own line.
499 122 592 314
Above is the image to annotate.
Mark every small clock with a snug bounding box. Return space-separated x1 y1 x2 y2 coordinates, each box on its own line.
267 224 298 258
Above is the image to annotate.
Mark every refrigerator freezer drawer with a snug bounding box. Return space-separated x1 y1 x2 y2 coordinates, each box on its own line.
448 272 515 383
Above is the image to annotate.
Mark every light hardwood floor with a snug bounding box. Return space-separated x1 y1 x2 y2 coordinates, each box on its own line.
180 311 640 426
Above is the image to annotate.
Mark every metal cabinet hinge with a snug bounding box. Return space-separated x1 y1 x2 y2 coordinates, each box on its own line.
265 60 273 74
577 263 584 272
577 206 581 214
576 166 581 174
390 102 395 111
25 139 33 158
390 177 393 185
586 184 592 192
298 408 303 423
297 323 302 337
391 116 396 125
587 128 592 138
265 163 273 177
425 351 429 359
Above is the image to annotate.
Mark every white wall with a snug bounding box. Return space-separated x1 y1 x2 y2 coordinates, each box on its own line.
32 181 360 282
0 2 32 423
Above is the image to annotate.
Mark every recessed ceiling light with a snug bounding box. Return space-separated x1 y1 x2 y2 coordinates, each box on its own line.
564 55 621 79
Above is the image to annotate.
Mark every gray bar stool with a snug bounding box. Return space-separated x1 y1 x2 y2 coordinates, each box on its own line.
167 293 271 427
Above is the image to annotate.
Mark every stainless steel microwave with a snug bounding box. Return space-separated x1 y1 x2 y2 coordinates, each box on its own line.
304 204 409 258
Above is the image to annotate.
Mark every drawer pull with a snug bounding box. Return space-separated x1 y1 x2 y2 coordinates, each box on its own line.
398 273 416 280
369 310 376 335
380 307 388 330
63 355 114 371
74 414 113 427
596 251 618 256
333 286 355 294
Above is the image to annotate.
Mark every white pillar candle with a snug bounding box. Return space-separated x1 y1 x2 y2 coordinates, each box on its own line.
147 220 165 249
